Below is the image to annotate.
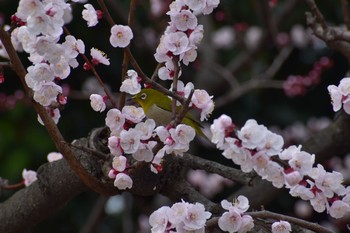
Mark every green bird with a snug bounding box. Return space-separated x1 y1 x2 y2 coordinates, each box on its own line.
132 88 207 139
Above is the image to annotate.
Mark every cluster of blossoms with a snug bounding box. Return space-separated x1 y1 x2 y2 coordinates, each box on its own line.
6 0 88 124
4 0 132 125
105 104 196 190
283 56 333 97
155 0 219 74
149 200 211 232
328 77 350 115
218 196 254 233
211 114 350 218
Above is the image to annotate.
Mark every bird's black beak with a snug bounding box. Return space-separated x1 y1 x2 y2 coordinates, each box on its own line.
126 96 137 105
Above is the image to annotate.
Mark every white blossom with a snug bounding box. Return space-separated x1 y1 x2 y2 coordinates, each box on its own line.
271 221 292 233
105 108 125 135
122 105 145 123
82 4 99 27
47 152 63 162
112 155 127 172
22 169 37 187
90 48 110 65
114 173 133 189
89 94 106 112
110 25 133 48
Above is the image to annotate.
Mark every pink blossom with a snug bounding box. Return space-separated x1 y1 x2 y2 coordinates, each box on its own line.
237 119 267 149
191 89 214 121
119 128 141 154
122 105 145 123
328 200 350 219
47 152 63 162
114 173 133 189
105 108 125 135
120 69 141 94
90 48 110 65
22 169 37 187
149 206 173 232
89 94 106 112
82 4 99 27
112 155 127 172
110 25 133 48
327 85 342 112
271 220 292 233
163 31 190 55
170 10 198 31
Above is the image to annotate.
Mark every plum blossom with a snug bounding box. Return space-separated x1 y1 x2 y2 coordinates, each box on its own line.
149 206 173 233
33 82 62 107
237 119 267 149
327 85 342 112
90 48 110 65
163 31 190 56
108 136 122 156
210 114 234 149
82 4 99 27
105 108 125 135
47 152 63 162
114 173 133 190
120 69 141 95
122 105 145 123
169 10 198 31
112 155 127 172
191 89 214 121
328 200 350 219
328 77 350 115
89 94 106 112
119 128 141 154
149 201 211 233
288 151 315 176
110 25 133 48
132 141 156 162
271 221 292 233
22 169 37 187
218 196 253 233
182 202 211 231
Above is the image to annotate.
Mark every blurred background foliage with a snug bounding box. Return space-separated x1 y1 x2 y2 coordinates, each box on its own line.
0 0 349 232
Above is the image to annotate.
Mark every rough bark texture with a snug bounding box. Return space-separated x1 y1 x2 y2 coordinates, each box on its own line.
0 158 87 233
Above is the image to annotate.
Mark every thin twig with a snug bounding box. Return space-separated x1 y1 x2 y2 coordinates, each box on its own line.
171 57 180 121
0 62 11 67
173 89 194 127
247 210 335 233
181 153 254 185
257 45 294 80
0 26 115 196
341 0 350 30
304 0 327 29
63 27 118 108
1 182 24 190
79 195 108 233
215 79 284 108
151 63 163 81
119 0 137 110
125 47 187 105
97 0 115 27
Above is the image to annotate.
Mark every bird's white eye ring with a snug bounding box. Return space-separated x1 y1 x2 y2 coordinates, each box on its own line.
140 93 147 100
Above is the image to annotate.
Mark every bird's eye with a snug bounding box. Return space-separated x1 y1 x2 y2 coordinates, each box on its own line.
140 93 147 100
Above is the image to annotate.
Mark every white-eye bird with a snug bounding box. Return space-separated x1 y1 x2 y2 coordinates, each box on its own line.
132 88 208 139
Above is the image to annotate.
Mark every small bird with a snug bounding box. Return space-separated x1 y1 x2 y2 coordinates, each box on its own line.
132 88 208 139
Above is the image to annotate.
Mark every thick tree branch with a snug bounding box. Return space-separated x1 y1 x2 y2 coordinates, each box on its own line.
0 156 87 233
